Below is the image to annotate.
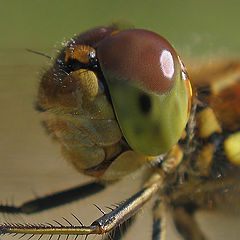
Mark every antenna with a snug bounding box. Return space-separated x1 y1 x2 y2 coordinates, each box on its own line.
26 48 52 59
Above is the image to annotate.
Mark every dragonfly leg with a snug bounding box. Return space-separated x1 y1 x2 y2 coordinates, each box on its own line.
152 199 166 240
0 173 162 237
172 206 207 240
103 216 136 240
0 181 105 214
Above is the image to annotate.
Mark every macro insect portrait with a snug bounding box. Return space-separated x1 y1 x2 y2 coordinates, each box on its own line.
0 22 240 240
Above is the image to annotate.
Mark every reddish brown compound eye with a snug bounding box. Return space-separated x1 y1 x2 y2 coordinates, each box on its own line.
96 29 192 156
97 29 180 94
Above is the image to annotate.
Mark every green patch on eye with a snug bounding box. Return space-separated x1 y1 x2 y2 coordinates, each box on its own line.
104 71 189 156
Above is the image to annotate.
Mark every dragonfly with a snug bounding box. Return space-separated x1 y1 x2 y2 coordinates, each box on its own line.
0 23 240 240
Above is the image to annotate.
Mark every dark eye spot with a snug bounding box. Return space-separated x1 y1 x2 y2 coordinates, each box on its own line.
139 94 151 114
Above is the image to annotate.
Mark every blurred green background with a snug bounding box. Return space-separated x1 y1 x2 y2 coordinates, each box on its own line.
1 0 240 57
0 1 240 240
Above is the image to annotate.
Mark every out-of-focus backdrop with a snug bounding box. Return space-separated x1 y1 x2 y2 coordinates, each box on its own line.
1 1 240 239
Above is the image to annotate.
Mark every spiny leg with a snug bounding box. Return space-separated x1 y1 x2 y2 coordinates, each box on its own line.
172 205 206 240
0 173 162 238
104 216 136 240
0 145 183 238
152 200 166 240
0 181 105 215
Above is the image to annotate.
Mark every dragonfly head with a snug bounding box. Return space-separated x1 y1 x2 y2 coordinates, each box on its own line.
97 29 192 156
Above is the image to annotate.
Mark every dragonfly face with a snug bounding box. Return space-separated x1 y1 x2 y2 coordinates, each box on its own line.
1 24 240 240
37 26 192 181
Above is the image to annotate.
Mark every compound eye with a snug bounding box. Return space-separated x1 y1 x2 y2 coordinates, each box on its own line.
97 29 192 156
97 29 179 95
